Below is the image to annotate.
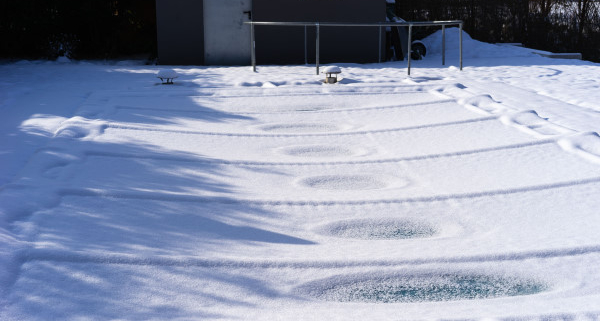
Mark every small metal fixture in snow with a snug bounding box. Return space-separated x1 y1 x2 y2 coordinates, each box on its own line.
157 69 178 84
322 66 341 84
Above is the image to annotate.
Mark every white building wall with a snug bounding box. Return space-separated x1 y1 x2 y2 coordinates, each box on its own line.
203 0 252 65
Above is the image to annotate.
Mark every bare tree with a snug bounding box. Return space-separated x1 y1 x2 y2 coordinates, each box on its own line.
531 0 554 16
573 0 593 45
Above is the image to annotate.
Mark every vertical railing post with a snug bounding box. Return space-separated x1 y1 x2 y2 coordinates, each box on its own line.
304 25 308 65
245 21 463 74
378 25 382 63
442 25 446 66
250 22 256 72
407 24 412 76
459 22 463 71
316 23 320 75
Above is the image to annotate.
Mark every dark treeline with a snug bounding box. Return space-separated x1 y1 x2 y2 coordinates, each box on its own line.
398 0 600 62
0 0 156 60
1 1 599 62
528 0 600 61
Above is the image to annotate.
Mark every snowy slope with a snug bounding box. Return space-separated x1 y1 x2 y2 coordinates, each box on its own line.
1 29 600 320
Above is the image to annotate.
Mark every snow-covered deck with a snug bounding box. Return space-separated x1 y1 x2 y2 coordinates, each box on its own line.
2 30 600 320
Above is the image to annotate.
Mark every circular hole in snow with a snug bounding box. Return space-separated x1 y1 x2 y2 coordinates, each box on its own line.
282 145 355 158
260 123 340 133
300 175 388 190
323 219 437 240
300 272 547 303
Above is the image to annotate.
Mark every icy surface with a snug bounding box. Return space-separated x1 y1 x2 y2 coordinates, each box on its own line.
2 30 600 320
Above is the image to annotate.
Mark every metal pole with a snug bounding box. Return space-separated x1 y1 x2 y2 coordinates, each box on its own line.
316 23 320 75
407 24 412 76
378 26 382 63
251 22 256 72
459 23 463 71
304 25 308 65
243 20 465 72
442 25 446 65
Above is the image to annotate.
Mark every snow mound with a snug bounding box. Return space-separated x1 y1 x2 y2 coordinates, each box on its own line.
421 28 537 59
322 66 342 74
156 69 178 79
558 132 600 164
55 56 71 63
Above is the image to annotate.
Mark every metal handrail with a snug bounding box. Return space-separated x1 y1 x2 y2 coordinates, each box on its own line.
247 20 463 27
245 20 464 75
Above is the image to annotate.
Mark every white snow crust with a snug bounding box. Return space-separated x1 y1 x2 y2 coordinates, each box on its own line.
156 69 178 79
2 29 600 320
322 66 342 74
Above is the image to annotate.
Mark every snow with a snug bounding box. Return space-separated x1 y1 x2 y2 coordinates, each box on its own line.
2 29 600 319
156 68 178 79
322 66 341 74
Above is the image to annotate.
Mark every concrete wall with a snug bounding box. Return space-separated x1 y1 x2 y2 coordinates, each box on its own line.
252 0 386 64
155 0 204 65
203 0 252 65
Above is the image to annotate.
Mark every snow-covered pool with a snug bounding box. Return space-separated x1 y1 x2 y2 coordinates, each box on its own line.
2 30 600 320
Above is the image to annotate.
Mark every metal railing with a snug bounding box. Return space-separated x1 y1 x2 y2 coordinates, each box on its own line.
245 20 464 75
